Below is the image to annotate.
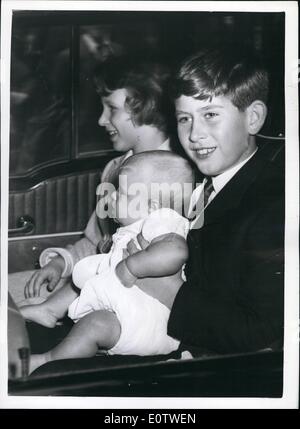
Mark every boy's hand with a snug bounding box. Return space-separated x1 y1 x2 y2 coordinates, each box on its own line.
115 259 137 288
24 257 64 298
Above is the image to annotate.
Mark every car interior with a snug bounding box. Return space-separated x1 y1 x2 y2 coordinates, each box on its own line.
6 9 285 397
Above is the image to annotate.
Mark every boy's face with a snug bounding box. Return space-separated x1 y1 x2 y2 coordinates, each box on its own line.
175 95 257 176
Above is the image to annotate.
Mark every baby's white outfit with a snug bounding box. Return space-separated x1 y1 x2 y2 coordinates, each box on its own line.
68 208 189 356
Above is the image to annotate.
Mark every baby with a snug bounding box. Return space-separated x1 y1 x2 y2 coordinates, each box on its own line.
28 151 194 373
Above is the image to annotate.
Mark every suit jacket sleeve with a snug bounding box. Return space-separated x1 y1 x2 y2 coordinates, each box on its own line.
168 193 284 354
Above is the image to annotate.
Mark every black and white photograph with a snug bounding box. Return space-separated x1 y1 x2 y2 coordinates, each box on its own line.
0 1 299 409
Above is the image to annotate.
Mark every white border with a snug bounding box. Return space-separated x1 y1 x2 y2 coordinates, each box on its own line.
1 0 299 409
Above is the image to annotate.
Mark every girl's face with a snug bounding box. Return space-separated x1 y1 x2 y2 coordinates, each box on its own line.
98 88 142 153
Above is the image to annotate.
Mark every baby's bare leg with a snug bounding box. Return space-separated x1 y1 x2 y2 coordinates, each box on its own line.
20 283 79 328
30 310 121 373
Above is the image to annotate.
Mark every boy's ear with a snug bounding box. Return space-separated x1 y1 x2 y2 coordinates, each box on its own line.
246 100 268 135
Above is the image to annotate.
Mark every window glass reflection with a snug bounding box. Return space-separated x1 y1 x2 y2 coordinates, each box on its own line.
10 25 71 176
9 14 285 176
77 25 127 156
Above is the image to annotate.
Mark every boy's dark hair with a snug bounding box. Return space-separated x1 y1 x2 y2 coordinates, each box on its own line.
171 45 269 111
94 57 173 133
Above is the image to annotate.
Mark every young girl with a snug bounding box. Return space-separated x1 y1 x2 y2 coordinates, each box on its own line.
10 57 175 307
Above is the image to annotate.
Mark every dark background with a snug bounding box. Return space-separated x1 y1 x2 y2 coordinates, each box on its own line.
10 11 285 179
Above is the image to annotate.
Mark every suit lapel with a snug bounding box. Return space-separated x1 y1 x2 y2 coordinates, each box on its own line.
203 146 269 226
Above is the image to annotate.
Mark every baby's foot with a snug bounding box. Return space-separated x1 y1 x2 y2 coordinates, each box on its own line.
180 350 194 360
20 304 59 328
167 350 194 362
29 352 50 375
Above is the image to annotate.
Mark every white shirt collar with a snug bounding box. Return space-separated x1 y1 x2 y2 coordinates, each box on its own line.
211 148 258 195
158 138 171 151
124 138 171 160
123 150 133 162
188 148 258 224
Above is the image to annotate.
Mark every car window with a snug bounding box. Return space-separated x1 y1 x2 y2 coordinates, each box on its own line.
10 24 72 176
9 12 285 179
77 25 121 156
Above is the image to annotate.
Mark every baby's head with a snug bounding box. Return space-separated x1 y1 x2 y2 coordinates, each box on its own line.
112 151 195 226
171 45 269 176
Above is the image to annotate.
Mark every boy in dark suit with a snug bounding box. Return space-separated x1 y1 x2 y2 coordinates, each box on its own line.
167 46 284 354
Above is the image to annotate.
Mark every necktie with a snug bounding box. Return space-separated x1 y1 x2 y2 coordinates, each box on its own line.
189 177 214 221
203 177 214 207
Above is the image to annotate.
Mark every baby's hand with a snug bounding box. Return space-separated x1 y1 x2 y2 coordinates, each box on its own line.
122 233 149 259
115 259 137 288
